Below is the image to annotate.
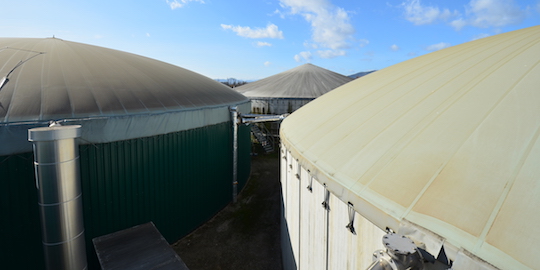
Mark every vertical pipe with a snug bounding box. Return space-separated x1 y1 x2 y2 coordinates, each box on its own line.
230 106 239 203
28 124 87 270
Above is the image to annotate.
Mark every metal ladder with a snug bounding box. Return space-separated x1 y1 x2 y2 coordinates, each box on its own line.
250 123 274 153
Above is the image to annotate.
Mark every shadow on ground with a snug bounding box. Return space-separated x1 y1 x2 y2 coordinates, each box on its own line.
172 152 283 270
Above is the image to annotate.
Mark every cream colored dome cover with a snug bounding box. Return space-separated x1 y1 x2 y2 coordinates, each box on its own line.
281 25 540 269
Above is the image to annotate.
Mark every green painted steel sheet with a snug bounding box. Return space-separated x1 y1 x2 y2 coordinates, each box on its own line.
0 122 251 270
0 153 44 269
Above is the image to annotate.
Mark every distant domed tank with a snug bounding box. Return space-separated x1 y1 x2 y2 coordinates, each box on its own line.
280 26 540 270
0 38 251 269
235 63 353 114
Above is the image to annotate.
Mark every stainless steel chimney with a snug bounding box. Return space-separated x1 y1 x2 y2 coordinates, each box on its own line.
230 106 239 203
28 124 87 270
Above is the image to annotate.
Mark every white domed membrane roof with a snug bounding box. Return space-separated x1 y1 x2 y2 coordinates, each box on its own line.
235 63 353 98
280 25 540 270
0 38 249 155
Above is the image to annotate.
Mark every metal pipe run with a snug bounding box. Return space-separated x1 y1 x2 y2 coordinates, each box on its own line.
230 110 288 203
240 113 288 124
230 106 239 203
28 124 87 270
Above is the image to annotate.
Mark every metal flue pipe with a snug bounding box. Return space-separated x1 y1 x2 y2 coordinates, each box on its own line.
28 124 87 270
230 106 239 203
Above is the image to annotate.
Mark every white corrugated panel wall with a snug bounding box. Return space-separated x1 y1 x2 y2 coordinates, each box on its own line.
299 165 327 270
281 144 385 270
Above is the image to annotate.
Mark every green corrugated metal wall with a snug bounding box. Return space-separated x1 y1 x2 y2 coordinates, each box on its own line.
0 152 45 269
0 122 251 270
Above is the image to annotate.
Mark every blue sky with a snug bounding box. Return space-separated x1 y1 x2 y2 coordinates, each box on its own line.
3 0 540 80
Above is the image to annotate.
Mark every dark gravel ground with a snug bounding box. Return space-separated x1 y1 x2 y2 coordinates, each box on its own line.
172 152 283 270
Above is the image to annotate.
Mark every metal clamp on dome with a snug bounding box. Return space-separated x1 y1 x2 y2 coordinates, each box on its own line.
306 174 313 192
295 161 301 180
345 202 356 235
0 76 8 91
322 184 330 211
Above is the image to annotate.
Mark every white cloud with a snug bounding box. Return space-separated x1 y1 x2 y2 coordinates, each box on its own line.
256 41 272 47
466 0 526 28
146 33 151 37
273 9 286 19
304 41 318 49
358 39 370 48
425 42 451 51
451 0 527 30
280 0 356 58
403 0 527 30
450 18 468 30
221 24 284 39
294 51 312 62
391 44 400 51
402 0 456 25
317 49 346 59
264 61 272 66
471 33 490 40
166 0 204 10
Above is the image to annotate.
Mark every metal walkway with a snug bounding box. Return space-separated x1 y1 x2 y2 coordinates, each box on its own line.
250 123 274 153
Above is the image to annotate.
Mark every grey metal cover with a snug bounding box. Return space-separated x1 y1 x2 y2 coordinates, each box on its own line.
0 38 250 155
235 63 353 98
0 37 246 122
93 222 189 270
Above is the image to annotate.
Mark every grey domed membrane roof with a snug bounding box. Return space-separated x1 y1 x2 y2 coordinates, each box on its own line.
0 38 249 155
235 63 353 98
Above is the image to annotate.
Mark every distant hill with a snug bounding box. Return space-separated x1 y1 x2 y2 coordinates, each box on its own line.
349 70 376 79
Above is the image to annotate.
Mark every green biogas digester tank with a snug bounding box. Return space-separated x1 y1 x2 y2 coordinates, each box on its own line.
0 38 251 269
